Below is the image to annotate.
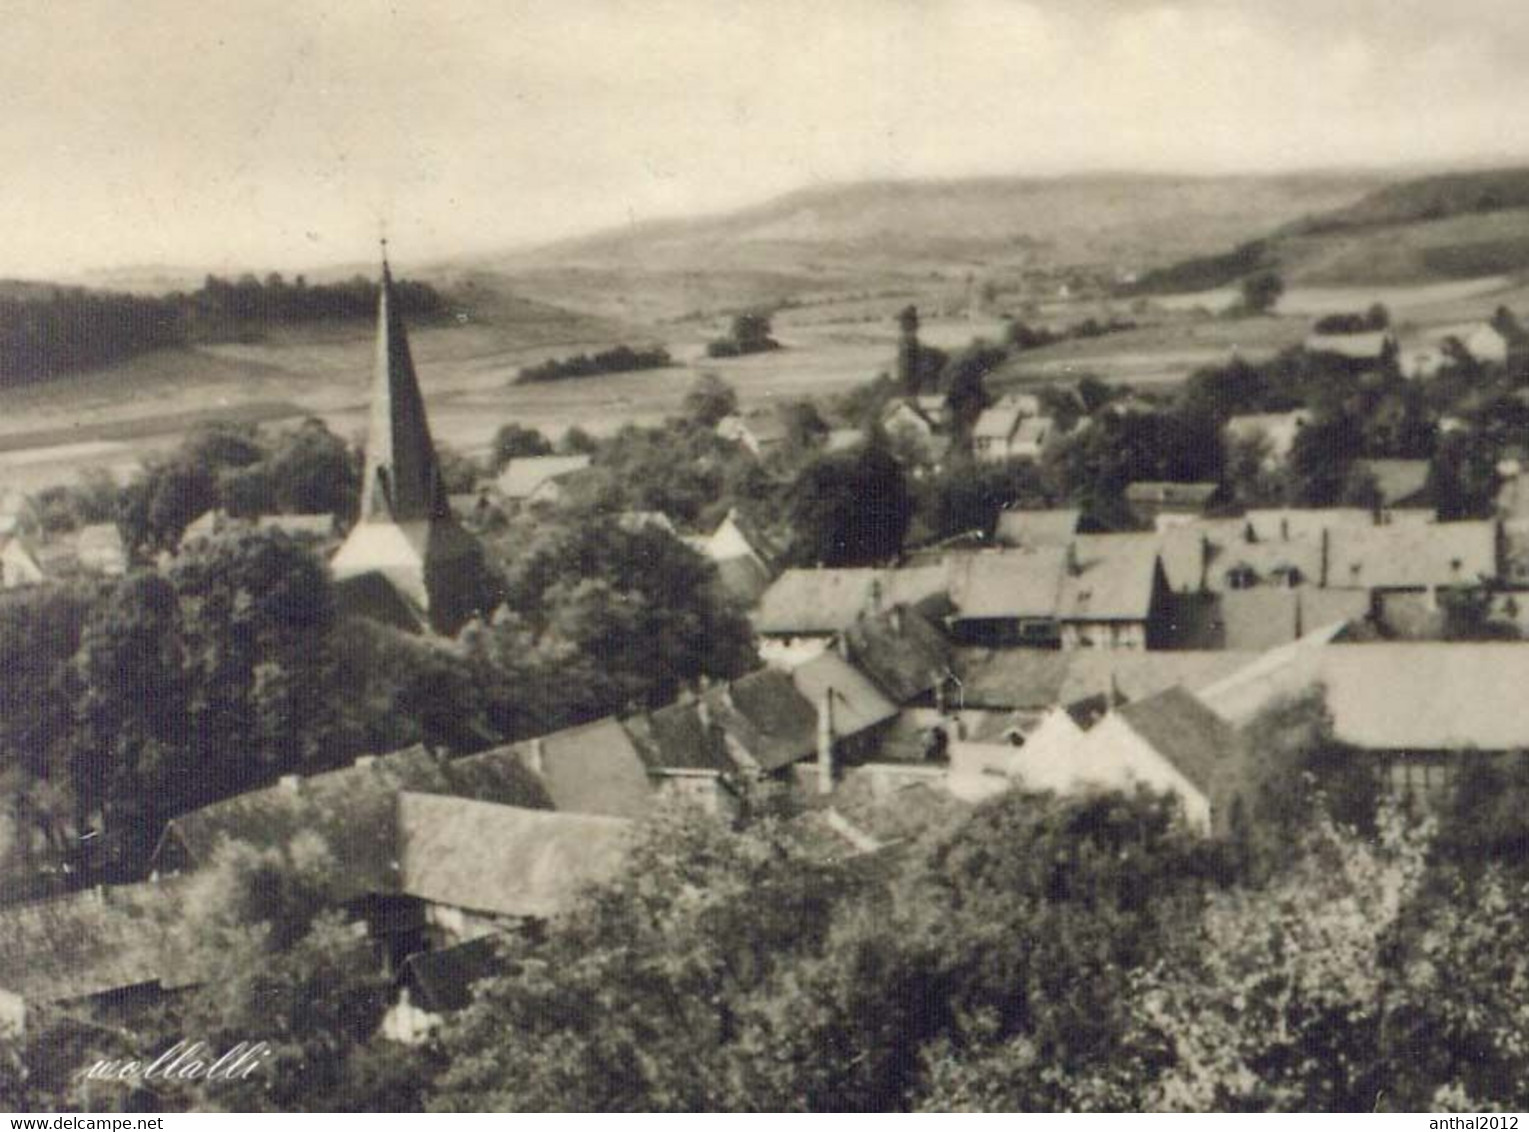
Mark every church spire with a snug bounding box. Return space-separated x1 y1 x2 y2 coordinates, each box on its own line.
359 244 448 523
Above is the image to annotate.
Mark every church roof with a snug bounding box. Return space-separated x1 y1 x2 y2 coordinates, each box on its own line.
359 255 449 524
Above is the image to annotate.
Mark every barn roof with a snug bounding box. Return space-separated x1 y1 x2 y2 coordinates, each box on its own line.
397 794 632 920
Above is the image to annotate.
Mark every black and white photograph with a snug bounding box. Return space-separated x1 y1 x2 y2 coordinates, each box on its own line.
3 0 1529 1115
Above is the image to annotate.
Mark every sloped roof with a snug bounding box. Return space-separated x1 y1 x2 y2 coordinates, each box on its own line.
158 745 551 899
1060 535 1162 622
1305 330 1393 359
398 936 506 1014
255 513 336 539
1352 459 1430 508
791 651 899 736
952 648 1074 709
1117 687 1239 795
972 404 1024 442
494 455 592 500
840 605 952 704
495 718 653 819
948 547 1066 620
703 668 820 772
756 569 881 634
755 567 947 635
1057 650 1256 708
624 701 734 773
715 554 774 608
333 569 430 633
1205 533 1325 593
1124 482 1219 507
1215 588 1370 651
1325 520 1496 590
360 261 451 524
994 509 1080 549
1012 416 1053 449
0 879 191 1003
1197 623 1347 725
397 794 632 919
1243 508 1372 542
1319 644 1529 751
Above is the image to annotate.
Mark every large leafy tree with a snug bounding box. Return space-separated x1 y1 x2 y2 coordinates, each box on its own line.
786 439 913 566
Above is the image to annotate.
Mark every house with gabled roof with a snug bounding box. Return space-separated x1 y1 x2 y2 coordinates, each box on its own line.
480 717 655 820
0 878 194 1030
1058 535 1170 650
1351 458 1432 511
715 410 789 458
1323 518 1497 594
395 792 632 938
696 508 780 608
0 537 45 589
946 546 1067 646
1224 410 1312 469
754 565 949 651
493 454 593 507
1125 482 1220 527
0 489 36 539
994 508 1080 549
76 523 127 576
838 604 953 707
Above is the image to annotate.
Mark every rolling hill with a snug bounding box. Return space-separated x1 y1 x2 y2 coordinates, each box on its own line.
1132 167 1529 293
493 172 1391 281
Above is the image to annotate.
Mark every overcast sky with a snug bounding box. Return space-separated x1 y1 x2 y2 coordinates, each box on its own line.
7 0 1529 277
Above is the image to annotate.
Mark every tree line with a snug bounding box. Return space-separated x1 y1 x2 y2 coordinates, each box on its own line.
0 273 447 387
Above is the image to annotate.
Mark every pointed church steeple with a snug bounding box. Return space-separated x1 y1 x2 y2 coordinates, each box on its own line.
332 245 487 634
359 243 448 524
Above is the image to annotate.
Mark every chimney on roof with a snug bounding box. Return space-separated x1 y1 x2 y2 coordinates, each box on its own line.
525 737 544 776
279 774 301 793
1066 541 1081 577
867 576 884 614
890 605 904 634
817 689 837 795
1281 516 1290 543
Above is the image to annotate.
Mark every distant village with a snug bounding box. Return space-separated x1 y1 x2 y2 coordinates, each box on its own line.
6 253 1529 1093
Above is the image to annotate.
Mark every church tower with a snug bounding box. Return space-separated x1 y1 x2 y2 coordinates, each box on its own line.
332 248 485 632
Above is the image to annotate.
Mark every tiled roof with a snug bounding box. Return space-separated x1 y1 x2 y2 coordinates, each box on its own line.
1116 687 1239 795
1059 534 1161 622
397 936 506 1014
1196 623 1347 725
755 567 947 635
0 879 191 1004
993 509 1080 549
951 648 1074 710
1215 588 1371 651
494 455 592 500
790 651 899 736
1319 644 1529 751
1057 650 1256 708
477 718 654 819
840 605 952 704
157 745 551 898
1325 519 1496 590
625 701 734 773
972 404 1024 442
397 793 632 919
1352 459 1430 508
948 548 1067 620
1124 482 1219 506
